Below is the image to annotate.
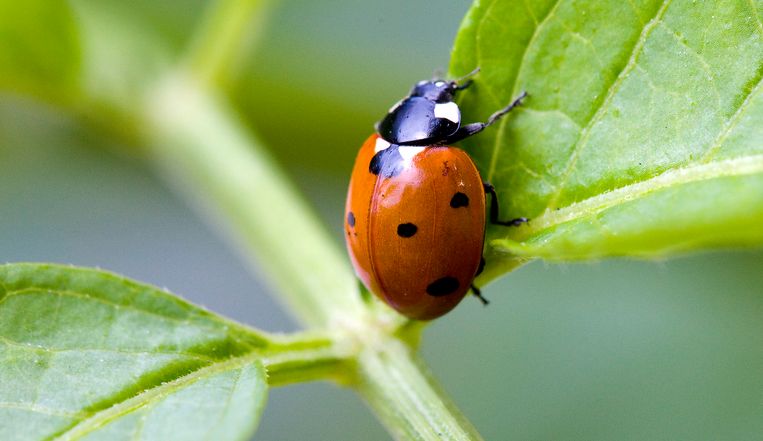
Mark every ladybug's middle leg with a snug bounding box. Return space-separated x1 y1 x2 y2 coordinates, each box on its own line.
483 183 528 227
469 257 489 305
470 181 530 306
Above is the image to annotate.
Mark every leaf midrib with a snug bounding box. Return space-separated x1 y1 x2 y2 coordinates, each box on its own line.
52 354 260 441
507 154 763 240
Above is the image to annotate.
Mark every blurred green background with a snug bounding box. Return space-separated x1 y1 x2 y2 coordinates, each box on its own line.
1 1 762 440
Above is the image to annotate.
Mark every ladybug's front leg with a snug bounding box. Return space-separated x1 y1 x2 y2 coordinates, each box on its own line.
483 182 528 227
441 91 528 144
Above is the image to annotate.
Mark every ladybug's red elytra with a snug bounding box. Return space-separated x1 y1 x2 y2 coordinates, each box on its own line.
345 71 527 320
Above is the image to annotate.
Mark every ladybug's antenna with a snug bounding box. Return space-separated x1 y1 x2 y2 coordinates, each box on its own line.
453 67 481 91
454 66 480 84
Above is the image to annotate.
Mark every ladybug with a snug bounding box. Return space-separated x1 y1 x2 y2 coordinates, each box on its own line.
345 72 527 320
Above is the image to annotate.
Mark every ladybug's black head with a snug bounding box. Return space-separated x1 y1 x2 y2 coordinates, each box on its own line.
409 80 458 103
374 67 526 148
376 78 465 145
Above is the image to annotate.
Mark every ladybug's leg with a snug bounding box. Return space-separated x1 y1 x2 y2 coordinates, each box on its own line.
469 257 489 305
484 182 528 226
472 186 526 304
470 284 489 305
442 91 527 144
476 256 486 276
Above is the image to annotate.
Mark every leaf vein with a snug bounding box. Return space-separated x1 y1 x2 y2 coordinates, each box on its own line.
625 0 647 25
486 0 564 181
701 67 763 161
0 402 86 419
660 22 721 111
2 288 225 334
475 0 503 108
749 0 763 36
0 265 260 348
543 0 672 210
521 0 539 25
205 365 243 440
131 408 149 441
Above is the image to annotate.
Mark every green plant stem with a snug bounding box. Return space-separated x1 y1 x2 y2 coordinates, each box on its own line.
262 332 352 386
140 74 484 439
144 3 481 436
143 73 364 328
355 339 484 441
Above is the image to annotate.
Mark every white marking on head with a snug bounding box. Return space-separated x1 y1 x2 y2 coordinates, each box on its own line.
434 102 460 123
435 81 446 87
398 146 426 167
374 137 391 153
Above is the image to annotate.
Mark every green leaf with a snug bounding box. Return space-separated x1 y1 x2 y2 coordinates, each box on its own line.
0 264 268 441
0 0 175 119
0 0 81 101
450 0 763 278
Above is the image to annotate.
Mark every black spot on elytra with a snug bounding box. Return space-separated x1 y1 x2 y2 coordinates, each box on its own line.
426 277 460 297
347 211 356 227
450 192 469 208
397 223 417 238
369 144 404 178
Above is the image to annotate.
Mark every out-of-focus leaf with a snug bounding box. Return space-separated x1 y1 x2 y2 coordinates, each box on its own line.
450 0 763 279
0 264 268 441
69 0 173 112
0 0 80 101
